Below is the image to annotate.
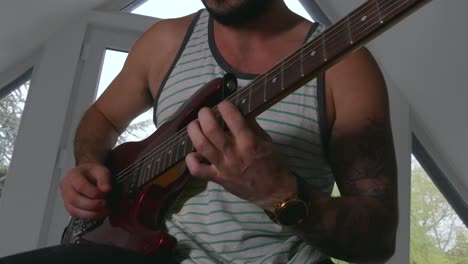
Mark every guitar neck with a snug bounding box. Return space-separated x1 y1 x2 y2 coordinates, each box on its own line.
130 0 432 189
231 0 431 119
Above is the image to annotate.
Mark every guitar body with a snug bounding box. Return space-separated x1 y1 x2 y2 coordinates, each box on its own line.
61 74 238 256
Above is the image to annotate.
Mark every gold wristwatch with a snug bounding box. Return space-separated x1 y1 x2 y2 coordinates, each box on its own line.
265 197 309 227
265 176 309 227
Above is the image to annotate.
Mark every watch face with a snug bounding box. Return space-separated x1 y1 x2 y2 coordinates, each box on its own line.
277 200 308 227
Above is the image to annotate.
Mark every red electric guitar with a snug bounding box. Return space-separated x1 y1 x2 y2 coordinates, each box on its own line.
61 0 432 256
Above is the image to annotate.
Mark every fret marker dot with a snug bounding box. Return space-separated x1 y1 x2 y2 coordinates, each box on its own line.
361 16 367 22
157 158 160 162
147 165 151 169
168 150 172 154
241 98 246 104
310 50 316 56
272 77 277 83
182 141 185 145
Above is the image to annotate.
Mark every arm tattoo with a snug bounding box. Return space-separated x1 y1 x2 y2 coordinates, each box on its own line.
293 117 398 262
330 117 397 199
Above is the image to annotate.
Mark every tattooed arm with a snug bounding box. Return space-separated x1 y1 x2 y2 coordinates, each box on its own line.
291 48 398 262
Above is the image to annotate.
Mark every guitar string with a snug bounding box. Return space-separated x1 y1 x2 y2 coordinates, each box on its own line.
113 0 409 184
113 0 408 185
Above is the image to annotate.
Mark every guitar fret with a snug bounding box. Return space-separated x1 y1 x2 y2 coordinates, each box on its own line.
183 132 188 156
248 85 252 113
135 167 141 188
145 159 152 185
300 47 305 77
136 162 142 187
375 0 384 23
321 34 327 62
162 148 168 173
175 136 181 162
263 73 267 102
142 159 148 185
143 161 148 187
325 21 354 60
167 148 173 168
149 156 156 183
349 1 380 43
156 156 161 175
281 62 284 90
347 16 354 44
176 136 183 161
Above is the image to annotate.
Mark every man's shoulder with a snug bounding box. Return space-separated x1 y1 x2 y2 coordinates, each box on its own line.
128 12 201 94
138 12 200 53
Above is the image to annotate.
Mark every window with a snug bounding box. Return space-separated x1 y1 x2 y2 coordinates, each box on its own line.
0 71 32 199
411 137 468 263
96 49 155 145
129 0 313 21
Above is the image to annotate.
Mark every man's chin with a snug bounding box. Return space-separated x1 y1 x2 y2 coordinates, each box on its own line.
203 0 275 27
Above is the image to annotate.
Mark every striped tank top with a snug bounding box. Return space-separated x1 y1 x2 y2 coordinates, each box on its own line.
153 10 334 264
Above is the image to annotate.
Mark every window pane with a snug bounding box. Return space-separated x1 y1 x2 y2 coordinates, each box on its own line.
96 49 154 145
0 80 30 199
285 0 313 20
130 0 313 21
411 155 468 263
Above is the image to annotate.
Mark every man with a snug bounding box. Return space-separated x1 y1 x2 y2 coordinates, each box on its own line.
1 0 398 263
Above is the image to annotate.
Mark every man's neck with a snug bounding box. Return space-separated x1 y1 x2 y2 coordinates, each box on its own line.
211 2 312 74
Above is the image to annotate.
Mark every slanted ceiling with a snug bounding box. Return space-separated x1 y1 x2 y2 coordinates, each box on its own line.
316 0 468 200
0 0 107 73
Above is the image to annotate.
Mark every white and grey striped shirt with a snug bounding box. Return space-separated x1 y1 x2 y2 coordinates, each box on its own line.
154 10 334 264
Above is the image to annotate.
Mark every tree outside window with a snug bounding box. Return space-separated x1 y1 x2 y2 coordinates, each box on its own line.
410 156 468 264
0 80 30 199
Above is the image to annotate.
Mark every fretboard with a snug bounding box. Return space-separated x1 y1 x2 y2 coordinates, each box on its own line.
129 0 431 188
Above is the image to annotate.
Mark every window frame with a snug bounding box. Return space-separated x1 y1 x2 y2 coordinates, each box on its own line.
412 133 468 228
0 68 33 193
0 68 33 100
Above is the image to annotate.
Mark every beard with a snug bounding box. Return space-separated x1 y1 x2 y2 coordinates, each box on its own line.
201 0 276 26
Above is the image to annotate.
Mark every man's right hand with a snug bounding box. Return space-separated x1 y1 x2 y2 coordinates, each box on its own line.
60 163 112 219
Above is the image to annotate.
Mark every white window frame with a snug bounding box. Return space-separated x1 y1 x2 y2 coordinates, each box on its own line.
0 68 33 100
0 68 34 195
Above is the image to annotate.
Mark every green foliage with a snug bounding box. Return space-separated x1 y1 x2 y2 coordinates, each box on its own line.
116 119 154 145
331 158 467 264
410 158 467 264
